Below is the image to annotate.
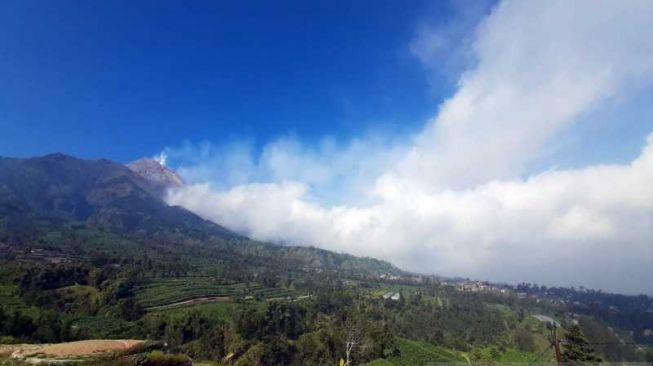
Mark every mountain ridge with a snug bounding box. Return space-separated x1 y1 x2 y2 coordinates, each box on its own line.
0 152 402 276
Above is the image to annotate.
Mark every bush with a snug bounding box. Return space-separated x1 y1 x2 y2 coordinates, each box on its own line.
0 335 18 344
134 351 191 366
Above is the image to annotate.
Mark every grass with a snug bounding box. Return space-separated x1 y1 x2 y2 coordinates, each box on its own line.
491 303 515 317
0 357 30 366
68 315 134 339
523 316 558 352
55 284 100 298
497 348 551 362
385 337 467 366
364 359 395 366
50 284 101 313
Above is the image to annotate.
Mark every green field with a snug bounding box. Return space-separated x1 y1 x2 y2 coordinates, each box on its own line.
134 277 294 308
364 359 395 366
497 348 552 362
68 315 134 339
146 302 235 322
383 337 467 366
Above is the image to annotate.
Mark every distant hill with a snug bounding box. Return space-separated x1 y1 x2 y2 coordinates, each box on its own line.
0 153 402 276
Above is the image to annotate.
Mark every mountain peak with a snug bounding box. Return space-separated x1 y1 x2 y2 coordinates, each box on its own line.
40 152 75 161
127 158 184 189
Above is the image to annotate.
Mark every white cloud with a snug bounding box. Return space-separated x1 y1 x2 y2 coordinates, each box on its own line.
168 138 653 293
164 0 653 294
401 0 653 190
410 0 494 81
168 134 406 205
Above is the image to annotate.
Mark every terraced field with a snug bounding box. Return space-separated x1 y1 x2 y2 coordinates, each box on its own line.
135 277 293 309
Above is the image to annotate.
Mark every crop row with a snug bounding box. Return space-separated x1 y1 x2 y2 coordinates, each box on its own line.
134 277 293 307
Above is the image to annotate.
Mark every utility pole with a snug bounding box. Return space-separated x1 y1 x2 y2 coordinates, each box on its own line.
550 322 563 366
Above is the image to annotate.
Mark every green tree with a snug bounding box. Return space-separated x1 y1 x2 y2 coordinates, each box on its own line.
294 330 339 366
561 324 602 365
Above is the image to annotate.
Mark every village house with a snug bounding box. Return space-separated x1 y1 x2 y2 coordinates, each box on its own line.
382 292 401 301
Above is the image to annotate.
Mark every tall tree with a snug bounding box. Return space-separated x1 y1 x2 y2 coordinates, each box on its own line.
561 324 602 365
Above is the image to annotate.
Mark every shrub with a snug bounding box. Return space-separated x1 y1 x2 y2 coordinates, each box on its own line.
134 351 191 366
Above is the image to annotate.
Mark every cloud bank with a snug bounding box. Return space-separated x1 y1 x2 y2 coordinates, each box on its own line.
165 0 653 294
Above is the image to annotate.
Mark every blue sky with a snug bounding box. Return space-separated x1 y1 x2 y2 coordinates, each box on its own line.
2 0 652 293
1 0 647 170
0 0 455 162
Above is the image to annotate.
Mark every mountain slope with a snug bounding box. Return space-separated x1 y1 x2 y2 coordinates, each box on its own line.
0 153 232 236
0 153 402 276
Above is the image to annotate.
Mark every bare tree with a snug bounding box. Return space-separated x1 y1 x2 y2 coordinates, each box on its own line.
345 323 361 366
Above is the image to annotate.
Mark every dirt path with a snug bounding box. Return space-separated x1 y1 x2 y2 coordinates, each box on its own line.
1 339 147 361
146 296 231 310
